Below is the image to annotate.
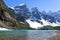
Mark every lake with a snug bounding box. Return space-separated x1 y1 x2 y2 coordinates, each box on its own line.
0 30 57 40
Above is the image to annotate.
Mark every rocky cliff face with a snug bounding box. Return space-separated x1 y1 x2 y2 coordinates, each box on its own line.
0 0 30 30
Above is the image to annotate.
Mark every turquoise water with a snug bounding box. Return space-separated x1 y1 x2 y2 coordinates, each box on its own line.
0 30 56 40
0 30 27 36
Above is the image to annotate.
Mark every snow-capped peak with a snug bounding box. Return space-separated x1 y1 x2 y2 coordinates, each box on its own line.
19 3 25 6
10 7 14 9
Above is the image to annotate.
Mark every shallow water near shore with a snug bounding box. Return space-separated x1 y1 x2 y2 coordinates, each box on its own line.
0 30 57 40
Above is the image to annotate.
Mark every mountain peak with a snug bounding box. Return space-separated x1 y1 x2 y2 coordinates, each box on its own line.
10 7 14 9
19 3 26 6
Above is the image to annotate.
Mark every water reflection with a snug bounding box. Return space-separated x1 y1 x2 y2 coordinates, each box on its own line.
0 30 57 40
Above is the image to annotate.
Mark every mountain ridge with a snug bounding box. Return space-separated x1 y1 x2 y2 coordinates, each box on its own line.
13 4 60 29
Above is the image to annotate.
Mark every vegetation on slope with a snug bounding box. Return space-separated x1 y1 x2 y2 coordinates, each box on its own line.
38 25 60 30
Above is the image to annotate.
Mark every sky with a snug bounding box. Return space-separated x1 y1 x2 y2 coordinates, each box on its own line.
4 0 60 12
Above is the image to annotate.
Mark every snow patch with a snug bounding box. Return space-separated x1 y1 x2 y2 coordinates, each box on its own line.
40 18 60 26
0 28 11 30
40 18 51 26
26 20 43 29
19 3 25 6
10 7 14 9
26 18 60 29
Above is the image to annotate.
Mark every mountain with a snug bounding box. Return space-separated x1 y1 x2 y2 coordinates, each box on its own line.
14 4 30 20
48 11 60 22
14 4 60 29
0 0 31 30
